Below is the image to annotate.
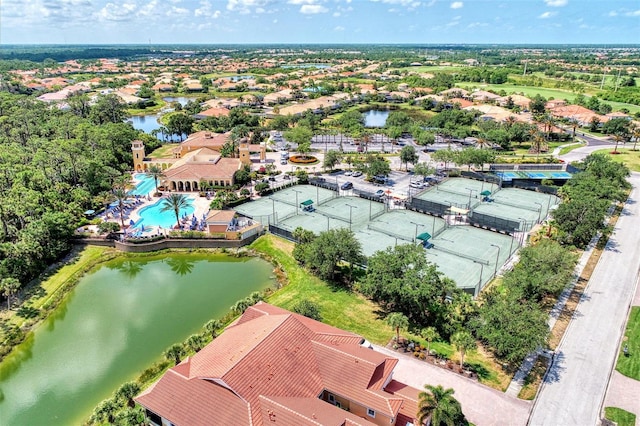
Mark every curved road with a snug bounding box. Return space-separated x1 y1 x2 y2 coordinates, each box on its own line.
528 172 640 425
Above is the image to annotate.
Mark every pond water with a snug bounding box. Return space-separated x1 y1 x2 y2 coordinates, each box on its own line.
0 253 275 425
128 114 161 134
363 109 390 128
162 96 192 106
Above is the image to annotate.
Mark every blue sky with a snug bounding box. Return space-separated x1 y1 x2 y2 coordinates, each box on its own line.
1 0 639 45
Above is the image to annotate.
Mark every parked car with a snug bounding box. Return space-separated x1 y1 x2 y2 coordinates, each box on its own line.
375 189 385 197
344 170 354 176
283 174 291 180
410 181 424 189
352 171 363 177
268 176 276 181
340 181 353 190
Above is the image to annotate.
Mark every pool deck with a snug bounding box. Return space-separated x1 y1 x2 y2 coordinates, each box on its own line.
100 192 212 236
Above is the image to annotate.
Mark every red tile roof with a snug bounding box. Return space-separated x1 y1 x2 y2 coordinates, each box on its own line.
135 302 418 426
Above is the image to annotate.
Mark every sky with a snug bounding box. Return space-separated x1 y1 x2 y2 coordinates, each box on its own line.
1 0 639 45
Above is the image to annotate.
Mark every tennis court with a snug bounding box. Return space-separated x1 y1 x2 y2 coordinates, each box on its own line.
425 226 516 294
472 188 559 232
415 177 500 210
497 170 573 182
236 184 520 295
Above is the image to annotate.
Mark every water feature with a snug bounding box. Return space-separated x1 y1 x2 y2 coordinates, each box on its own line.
228 75 254 82
0 253 275 425
129 114 161 134
129 173 156 197
134 196 196 228
363 109 390 128
162 96 192 106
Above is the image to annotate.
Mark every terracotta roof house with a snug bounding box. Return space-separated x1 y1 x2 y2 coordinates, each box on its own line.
194 107 231 119
135 302 421 426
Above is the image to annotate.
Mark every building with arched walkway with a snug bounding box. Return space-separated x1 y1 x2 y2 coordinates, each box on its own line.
132 140 243 191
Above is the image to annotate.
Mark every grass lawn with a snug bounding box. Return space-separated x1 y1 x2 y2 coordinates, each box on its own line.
558 143 585 156
251 234 511 390
616 307 640 380
252 235 393 344
148 143 180 159
593 148 640 173
604 407 637 426
518 356 548 400
454 83 640 115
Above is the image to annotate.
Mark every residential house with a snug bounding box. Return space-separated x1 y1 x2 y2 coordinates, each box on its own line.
135 302 421 426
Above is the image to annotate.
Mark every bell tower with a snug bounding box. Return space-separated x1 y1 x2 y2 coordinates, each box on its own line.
131 140 145 171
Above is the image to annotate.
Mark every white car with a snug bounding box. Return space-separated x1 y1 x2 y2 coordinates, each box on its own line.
410 181 424 189
344 170 354 176
352 171 363 177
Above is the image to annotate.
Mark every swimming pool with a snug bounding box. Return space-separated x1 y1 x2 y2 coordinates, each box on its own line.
135 197 196 228
130 174 156 196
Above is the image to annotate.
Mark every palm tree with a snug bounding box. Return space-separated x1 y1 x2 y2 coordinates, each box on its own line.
145 164 165 194
164 343 185 365
631 125 640 151
204 319 222 339
420 327 440 356
160 193 193 229
417 384 466 426
91 398 119 424
186 333 206 352
450 330 476 369
1 277 21 310
115 382 141 408
611 132 625 154
386 312 409 343
112 188 129 230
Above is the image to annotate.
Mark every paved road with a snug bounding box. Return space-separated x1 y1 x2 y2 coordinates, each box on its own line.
528 172 640 425
374 345 531 426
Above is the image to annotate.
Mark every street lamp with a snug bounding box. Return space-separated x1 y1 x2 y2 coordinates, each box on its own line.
534 202 542 223
292 189 302 215
517 217 526 245
473 260 485 297
270 197 276 225
465 187 476 208
490 243 501 277
345 203 358 230
410 221 421 243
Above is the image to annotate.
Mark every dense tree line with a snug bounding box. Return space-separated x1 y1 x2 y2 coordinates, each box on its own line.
0 92 159 293
554 154 630 248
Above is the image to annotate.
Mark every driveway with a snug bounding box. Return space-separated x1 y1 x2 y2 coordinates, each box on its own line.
373 345 531 426
528 173 640 425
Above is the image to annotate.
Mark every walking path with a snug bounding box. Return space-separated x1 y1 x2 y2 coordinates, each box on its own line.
528 172 640 425
373 344 531 426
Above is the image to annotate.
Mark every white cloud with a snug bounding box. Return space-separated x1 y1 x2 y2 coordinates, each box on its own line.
334 25 345 31
608 10 618 17
371 0 422 6
300 4 328 13
96 2 137 22
544 0 567 6
625 10 640 17
166 6 189 16
288 0 316 4
195 0 221 18
451 2 463 9
226 0 271 14
538 11 556 18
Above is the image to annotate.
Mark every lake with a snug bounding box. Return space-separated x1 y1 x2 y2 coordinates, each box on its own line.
0 253 275 425
363 109 390 128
